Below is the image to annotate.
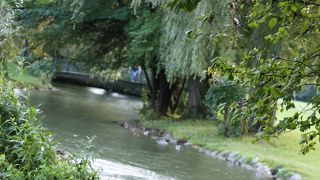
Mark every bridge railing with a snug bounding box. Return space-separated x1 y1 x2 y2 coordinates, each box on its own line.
53 59 148 84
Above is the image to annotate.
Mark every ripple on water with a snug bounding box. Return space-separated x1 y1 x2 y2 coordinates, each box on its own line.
87 87 106 95
93 159 175 180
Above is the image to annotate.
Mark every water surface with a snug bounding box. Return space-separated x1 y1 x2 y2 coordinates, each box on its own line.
30 83 265 180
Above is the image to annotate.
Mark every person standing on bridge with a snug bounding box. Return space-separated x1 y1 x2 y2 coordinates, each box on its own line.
130 66 141 82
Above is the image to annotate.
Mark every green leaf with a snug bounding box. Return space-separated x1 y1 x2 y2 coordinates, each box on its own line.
291 4 298 12
278 2 288 7
264 34 273 41
269 18 277 29
0 154 5 161
248 21 258 29
286 103 295 110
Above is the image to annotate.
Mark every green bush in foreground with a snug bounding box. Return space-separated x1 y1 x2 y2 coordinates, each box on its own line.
0 81 98 179
205 81 246 137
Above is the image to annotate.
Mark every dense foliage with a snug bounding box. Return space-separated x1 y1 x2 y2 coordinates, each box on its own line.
210 0 319 154
171 0 320 153
205 81 246 136
18 0 131 76
0 81 98 179
126 9 161 68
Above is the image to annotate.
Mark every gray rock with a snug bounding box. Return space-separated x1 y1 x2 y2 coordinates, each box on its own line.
203 150 212 156
255 163 272 176
157 139 169 146
169 139 177 145
48 87 59 92
234 157 242 166
162 133 177 144
220 151 229 157
175 145 182 151
129 127 143 135
251 157 259 165
148 129 161 137
162 133 173 140
143 130 150 136
241 164 255 171
289 174 302 180
119 121 129 129
209 151 218 158
198 147 205 153
217 151 228 160
151 135 160 141
237 156 247 165
191 145 201 150
184 142 193 146
227 151 239 163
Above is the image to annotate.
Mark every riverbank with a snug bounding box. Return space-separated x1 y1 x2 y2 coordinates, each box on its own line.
138 117 319 180
8 63 51 88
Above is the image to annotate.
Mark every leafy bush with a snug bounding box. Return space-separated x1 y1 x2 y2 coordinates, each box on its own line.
205 81 246 136
140 88 159 120
0 81 98 179
26 59 53 78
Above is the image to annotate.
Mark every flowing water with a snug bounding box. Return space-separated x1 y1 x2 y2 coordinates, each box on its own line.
30 83 265 180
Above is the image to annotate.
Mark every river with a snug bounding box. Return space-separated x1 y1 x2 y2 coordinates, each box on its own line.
29 83 265 180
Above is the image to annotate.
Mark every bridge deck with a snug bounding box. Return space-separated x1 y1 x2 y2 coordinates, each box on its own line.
53 71 147 96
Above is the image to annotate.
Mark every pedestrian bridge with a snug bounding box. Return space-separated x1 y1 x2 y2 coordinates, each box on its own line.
53 60 147 96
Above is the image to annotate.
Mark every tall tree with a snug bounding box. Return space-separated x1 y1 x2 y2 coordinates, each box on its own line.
18 0 131 75
133 0 232 117
126 7 185 116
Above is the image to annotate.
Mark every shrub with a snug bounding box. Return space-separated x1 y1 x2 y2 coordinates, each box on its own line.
25 59 53 81
205 81 246 136
0 81 98 179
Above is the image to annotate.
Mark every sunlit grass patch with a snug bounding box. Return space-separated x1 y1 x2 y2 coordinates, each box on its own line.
8 63 51 88
141 107 320 180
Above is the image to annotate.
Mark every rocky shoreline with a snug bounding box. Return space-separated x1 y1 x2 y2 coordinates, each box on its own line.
119 120 302 180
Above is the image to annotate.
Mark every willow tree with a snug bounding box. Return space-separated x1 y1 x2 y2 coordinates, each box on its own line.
131 0 234 117
160 0 234 116
126 5 187 116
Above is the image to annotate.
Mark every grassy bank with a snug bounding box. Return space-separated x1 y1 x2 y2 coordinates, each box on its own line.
141 101 320 179
8 63 51 88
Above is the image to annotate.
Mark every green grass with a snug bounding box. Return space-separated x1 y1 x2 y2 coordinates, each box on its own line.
7 63 51 88
141 101 320 179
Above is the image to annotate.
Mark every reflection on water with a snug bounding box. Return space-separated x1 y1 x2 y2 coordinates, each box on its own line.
30 83 264 180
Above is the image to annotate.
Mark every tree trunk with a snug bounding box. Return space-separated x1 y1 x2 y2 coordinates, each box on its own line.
224 107 229 136
186 77 208 118
157 69 172 116
142 65 152 93
23 39 29 57
150 65 157 110
170 78 186 113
